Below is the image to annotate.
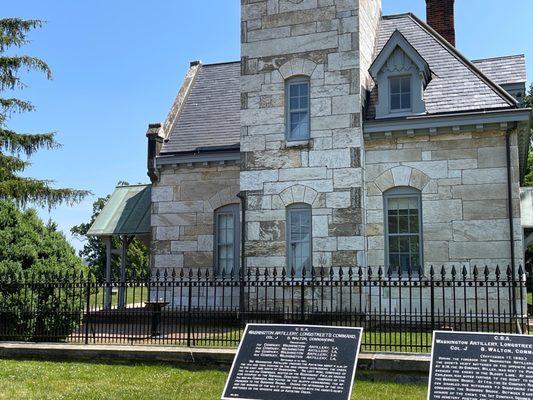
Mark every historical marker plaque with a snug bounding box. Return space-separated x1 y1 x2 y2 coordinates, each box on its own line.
429 331 533 400
222 324 363 400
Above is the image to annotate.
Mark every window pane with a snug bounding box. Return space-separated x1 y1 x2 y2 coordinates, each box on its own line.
399 237 410 252
389 254 400 272
290 97 299 109
409 215 419 233
411 253 420 270
410 236 419 255
391 94 401 110
400 254 410 269
401 93 411 109
401 77 411 92
290 85 299 97
388 215 398 234
399 216 409 233
389 236 399 253
390 78 400 94
397 198 410 210
300 95 308 109
299 83 309 96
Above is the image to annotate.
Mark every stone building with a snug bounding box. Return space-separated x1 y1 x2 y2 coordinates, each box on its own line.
146 0 530 284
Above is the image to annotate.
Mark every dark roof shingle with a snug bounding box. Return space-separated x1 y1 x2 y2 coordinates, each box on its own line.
366 14 517 120
161 62 241 154
472 55 527 86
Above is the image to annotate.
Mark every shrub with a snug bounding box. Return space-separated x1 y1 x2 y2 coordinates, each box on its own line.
0 201 87 341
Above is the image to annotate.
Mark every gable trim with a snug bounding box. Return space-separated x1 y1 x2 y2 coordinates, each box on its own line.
369 29 431 84
161 62 203 140
404 13 519 108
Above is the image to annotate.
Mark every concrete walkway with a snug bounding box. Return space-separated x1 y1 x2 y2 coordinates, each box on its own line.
0 342 430 382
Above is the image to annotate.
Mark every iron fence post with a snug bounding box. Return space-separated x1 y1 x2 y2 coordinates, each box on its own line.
187 276 192 347
84 277 91 345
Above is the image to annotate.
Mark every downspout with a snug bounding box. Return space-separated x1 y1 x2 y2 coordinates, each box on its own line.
505 126 518 322
236 191 247 323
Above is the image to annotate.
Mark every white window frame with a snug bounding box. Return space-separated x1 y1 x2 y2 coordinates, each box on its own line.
286 203 312 277
214 204 240 274
383 187 423 276
285 76 311 141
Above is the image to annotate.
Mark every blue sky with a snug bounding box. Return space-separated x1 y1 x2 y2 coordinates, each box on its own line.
2 0 532 252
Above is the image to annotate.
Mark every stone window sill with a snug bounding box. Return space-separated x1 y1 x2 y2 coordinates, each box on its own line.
284 139 311 149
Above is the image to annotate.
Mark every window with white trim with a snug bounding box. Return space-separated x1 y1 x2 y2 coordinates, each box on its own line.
286 77 310 141
214 204 240 274
287 204 312 276
389 75 412 112
384 187 422 275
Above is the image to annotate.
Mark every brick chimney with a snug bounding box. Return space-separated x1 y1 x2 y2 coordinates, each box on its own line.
426 0 456 47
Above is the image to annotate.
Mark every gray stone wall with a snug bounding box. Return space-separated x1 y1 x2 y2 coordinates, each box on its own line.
151 163 240 271
240 0 380 270
365 129 523 272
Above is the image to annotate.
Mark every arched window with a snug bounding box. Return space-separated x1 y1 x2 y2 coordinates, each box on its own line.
286 203 312 276
214 204 240 274
384 187 423 275
285 76 310 141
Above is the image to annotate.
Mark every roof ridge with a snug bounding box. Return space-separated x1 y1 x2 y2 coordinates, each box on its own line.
202 60 241 67
405 13 518 108
471 54 525 62
382 12 416 20
116 184 150 188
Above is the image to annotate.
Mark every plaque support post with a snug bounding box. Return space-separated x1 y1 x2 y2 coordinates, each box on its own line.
430 266 435 332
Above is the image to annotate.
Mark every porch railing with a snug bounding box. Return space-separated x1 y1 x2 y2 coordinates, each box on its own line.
0 265 531 353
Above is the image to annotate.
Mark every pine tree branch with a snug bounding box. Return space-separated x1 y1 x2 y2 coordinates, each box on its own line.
0 97 34 115
0 177 92 210
0 153 29 176
0 128 59 156
0 19 44 52
0 55 52 91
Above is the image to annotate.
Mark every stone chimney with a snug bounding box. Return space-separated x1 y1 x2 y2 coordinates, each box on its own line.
426 0 456 47
146 123 163 183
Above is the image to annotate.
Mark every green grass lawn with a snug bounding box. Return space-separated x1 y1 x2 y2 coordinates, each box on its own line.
0 359 428 400
195 328 433 352
89 286 149 308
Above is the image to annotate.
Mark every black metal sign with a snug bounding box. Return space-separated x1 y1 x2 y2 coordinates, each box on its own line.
222 324 363 400
429 331 533 400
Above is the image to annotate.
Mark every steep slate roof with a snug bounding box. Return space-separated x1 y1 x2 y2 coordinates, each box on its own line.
472 55 527 86
161 62 241 154
366 14 517 120
157 15 525 141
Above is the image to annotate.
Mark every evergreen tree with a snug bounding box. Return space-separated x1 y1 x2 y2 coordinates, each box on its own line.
0 18 89 209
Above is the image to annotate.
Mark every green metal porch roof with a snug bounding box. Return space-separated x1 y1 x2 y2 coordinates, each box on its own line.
87 185 151 237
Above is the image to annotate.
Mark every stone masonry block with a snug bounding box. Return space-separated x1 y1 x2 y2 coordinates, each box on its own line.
326 191 351 208
422 200 462 223
152 186 174 202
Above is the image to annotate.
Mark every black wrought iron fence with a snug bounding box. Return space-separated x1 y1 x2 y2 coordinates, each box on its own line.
0 265 531 353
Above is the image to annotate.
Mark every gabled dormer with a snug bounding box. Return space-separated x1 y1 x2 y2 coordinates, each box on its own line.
369 30 431 119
